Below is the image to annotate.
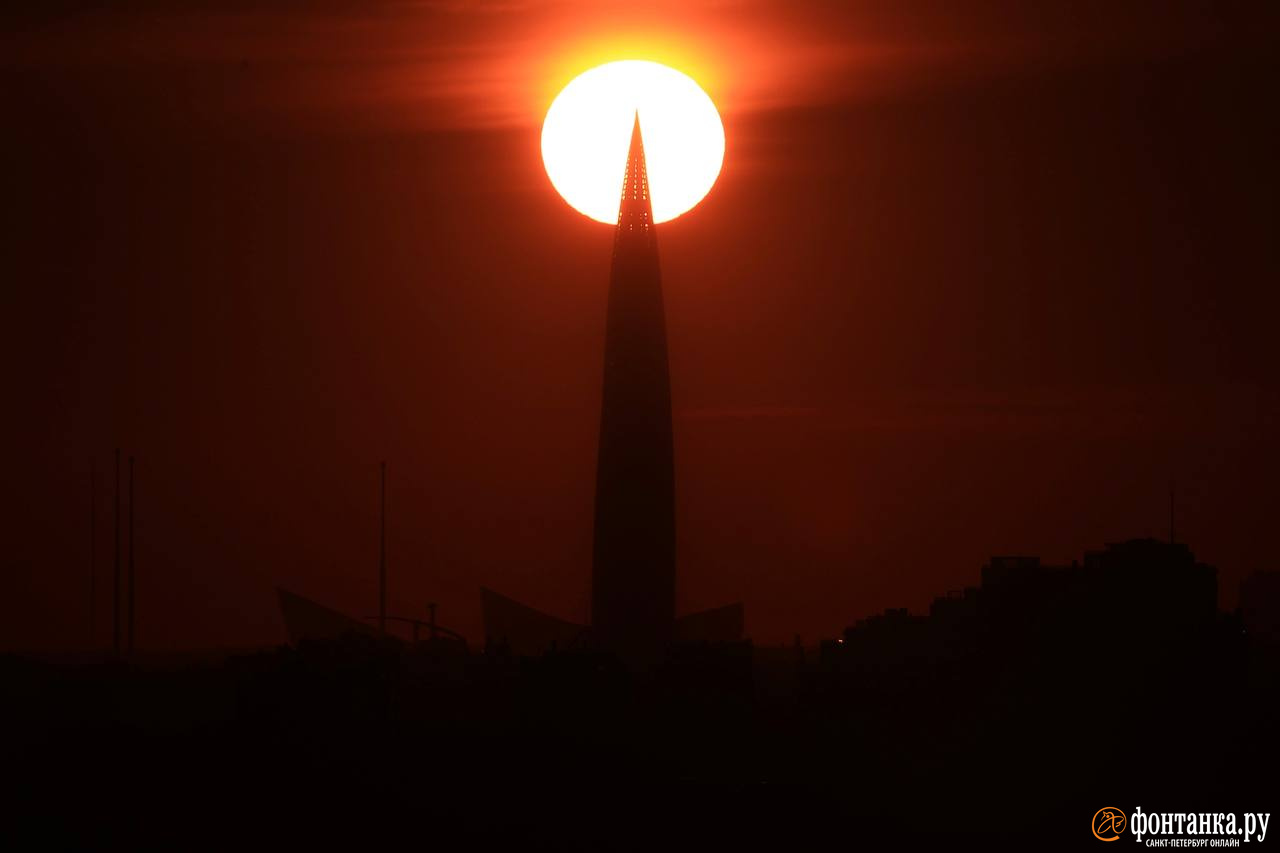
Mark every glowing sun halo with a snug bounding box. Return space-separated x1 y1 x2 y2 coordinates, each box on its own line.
541 60 725 225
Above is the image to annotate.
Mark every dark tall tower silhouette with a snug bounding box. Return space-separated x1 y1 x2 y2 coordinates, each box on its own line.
590 115 676 662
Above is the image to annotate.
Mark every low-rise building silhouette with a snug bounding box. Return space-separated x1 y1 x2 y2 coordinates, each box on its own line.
827 539 1219 673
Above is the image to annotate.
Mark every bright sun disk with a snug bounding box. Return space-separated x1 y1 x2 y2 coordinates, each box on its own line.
541 60 725 225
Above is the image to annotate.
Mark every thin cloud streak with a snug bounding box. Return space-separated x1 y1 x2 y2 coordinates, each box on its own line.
8 0 1247 134
678 384 1278 439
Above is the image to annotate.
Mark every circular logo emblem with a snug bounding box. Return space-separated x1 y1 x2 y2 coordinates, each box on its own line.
1093 807 1127 841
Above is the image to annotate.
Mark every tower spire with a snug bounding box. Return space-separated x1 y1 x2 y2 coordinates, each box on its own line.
592 111 675 664
615 112 655 238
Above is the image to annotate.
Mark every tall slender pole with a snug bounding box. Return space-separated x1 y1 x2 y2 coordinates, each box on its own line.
128 455 135 655
113 449 120 656
90 460 97 649
379 461 387 634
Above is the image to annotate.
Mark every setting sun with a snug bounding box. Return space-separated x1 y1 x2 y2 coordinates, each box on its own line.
541 60 725 225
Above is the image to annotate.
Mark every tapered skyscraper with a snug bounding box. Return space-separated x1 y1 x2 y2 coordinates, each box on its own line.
591 115 676 660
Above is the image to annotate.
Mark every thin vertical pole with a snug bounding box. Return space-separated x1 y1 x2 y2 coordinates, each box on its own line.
128 455 135 655
113 449 120 656
379 461 387 634
90 460 97 648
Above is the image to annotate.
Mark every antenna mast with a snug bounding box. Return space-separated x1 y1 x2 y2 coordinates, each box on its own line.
379 461 387 634
128 455 135 654
113 448 121 656
90 460 96 648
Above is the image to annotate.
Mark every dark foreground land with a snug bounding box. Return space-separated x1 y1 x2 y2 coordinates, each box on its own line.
2 621 1276 849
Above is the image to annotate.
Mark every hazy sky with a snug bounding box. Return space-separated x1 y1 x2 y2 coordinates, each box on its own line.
3 1 1278 650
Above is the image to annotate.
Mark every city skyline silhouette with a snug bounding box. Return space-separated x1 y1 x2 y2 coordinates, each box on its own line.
2 2 1278 845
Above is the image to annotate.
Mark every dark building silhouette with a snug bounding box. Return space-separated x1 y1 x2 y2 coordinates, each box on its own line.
470 116 740 659
480 586 586 656
276 587 379 644
590 115 677 662
1240 570 1280 646
828 538 1220 673
977 540 1217 641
